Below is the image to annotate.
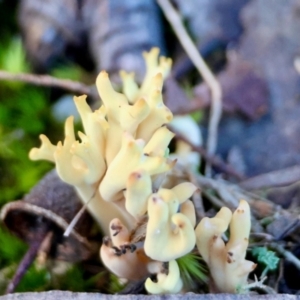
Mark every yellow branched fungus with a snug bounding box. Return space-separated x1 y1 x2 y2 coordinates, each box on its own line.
29 48 173 234
29 48 255 294
195 200 256 293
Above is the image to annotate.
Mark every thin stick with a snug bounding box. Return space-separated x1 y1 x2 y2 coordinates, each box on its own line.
64 188 97 237
6 226 48 294
270 243 300 271
0 70 96 97
186 171 205 220
169 125 245 180
201 189 224 209
63 204 88 238
157 0 222 176
240 165 300 190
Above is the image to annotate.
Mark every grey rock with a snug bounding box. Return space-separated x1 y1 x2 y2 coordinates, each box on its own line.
217 0 300 176
0 291 299 300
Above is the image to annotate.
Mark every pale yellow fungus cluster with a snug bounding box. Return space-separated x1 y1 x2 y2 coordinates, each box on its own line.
195 200 256 293
29 48 255 294
145 183 197 262
29 48 174 235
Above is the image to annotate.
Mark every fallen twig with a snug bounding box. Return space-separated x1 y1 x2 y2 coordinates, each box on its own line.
250 232 275 242
239 165 300 190
6 226 49 294
196 175 239 208
0 70 97 98
157 0 222 177
194 174 278 220
270 243 300 271
170 125 245 181
186 171 206 220
201 189 225 209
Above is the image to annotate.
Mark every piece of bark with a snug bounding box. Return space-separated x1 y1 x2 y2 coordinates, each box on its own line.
18 0 84 71
83 0 165 81
19 0 165 77
1 170 96 262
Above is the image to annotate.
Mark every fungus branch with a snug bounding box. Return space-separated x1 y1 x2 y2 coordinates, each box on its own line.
29 48 176 237
144 184 197 262
145 260 183 294
100 218 150 281
195 200 256 293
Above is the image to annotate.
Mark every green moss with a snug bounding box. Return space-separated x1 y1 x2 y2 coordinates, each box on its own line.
0 227 27 267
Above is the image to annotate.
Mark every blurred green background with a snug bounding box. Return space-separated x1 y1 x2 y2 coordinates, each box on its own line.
0 1 98 294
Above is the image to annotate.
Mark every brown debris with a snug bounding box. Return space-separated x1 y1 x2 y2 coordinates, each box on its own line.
1 170 96 262
194 56 269 120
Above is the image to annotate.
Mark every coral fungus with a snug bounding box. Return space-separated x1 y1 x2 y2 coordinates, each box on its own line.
29 48 174 235
195 200 256 293
29 48 255 294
